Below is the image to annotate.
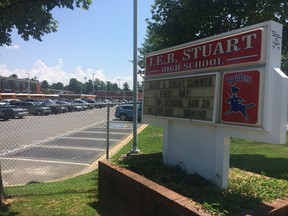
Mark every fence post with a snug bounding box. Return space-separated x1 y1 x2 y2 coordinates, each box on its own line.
0 164 5 203
106 105 110 159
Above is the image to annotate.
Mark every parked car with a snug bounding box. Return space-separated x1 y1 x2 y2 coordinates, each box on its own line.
14 101 51 115
0 105 29 119
0 109 9 121
115 104 142 121
1 99 21 105
55 100 75 112
72 99 93 109
41 99 62 114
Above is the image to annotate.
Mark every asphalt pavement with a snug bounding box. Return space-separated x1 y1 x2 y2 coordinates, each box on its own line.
1 117 141 186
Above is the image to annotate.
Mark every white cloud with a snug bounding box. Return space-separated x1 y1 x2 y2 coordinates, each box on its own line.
0 59 139 89
111 74 143 89
5 44 20 50
0 59 111 86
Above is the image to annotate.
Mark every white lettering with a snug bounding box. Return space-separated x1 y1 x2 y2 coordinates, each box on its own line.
242 33 257 49
226 38 240 53
167 53 175 64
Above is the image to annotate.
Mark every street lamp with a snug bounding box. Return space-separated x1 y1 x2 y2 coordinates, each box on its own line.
117 78 121 100
92 73 95 95
80 79 82 97
26 73 30 94
117 78 121 89
132 0 139 154
84 76 87 95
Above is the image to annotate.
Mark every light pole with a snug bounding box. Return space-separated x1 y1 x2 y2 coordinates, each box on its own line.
26 73 30 94
84 76 87 95
122 83 125 100
92 73 95 95
117 78 121 99
80 79 82 97
131 0 139 154
117 78 121 89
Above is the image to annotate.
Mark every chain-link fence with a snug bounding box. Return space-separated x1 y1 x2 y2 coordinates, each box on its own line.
1 102 287 197
0 103 145 193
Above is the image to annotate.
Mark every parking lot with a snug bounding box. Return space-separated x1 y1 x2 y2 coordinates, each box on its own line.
0 107 143 186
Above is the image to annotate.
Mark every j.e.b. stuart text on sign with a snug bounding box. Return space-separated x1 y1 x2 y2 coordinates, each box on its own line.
145 29 262 76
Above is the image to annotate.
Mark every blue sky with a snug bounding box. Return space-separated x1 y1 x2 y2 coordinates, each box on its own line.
0 0 154 89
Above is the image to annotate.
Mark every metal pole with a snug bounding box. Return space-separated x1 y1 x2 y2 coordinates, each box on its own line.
106 105 110 159
26 73 30 94
0 164 5 202
131 0 139 154
92 73 95 95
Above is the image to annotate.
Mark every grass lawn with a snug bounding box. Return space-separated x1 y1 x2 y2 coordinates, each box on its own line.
1 170 103 216
1 125 288 215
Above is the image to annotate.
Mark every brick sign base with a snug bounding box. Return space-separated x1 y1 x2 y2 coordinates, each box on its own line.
98 160 288 216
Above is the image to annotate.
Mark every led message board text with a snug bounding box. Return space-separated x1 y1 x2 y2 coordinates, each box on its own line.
143 75 216 121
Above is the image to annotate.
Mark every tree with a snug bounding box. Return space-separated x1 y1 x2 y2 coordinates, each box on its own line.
67 78 81 93
0 0 92 46
106 81 113 91
139 0 288 75
41 80 49 89
137 81 143 92
112 83 119 91
9 74 18 78
0 165 5 204
123 82 130 91
50 82 64 90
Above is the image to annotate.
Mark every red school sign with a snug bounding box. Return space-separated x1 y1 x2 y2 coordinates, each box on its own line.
145 29 263 76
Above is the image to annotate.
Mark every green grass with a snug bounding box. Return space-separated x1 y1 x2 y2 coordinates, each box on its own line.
112 125 288 215
230 137 288 179
1 170 104 216
1 125 288 216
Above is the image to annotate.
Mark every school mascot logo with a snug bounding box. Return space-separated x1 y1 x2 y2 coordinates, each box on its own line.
221 71 260 125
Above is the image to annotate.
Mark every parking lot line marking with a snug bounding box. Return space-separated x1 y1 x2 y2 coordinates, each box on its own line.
0 157 90 166
60 137 120 141
37 145 106 151
76 131 131 135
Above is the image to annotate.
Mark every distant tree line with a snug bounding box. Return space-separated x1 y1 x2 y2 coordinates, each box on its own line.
41 78 132 94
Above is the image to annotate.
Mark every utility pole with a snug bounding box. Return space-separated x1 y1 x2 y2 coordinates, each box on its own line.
26 73 30 94
117 78 121 99
92 73 95 95
131 0 139 154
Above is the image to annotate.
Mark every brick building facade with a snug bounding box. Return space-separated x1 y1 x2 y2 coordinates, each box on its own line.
0 76 41 93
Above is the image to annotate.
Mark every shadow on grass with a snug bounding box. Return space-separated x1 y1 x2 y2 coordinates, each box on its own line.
116 153 263 215
0 201 19 216
88 200 115 216
230 154 288 180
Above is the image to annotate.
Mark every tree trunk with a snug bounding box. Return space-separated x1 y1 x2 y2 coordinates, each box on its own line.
0 164 5 203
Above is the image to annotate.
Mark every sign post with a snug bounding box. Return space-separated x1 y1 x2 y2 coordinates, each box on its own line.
143 21 288 188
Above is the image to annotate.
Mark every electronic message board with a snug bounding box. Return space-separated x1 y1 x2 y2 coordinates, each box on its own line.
143 74 216 122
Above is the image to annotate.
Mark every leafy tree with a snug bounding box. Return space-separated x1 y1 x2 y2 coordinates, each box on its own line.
41 80 49 89
0 0 92 46
50 82 64 90
123 82 130 91
67 78 81 93
137 81 143 92
106 81 113 91
139 0 288 75
9 74 18 78
112 83 119 91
